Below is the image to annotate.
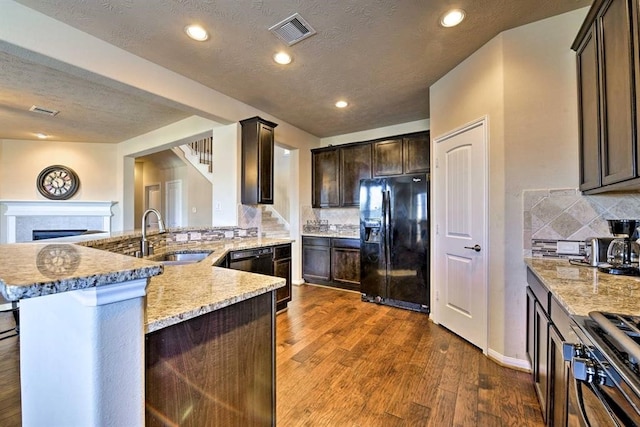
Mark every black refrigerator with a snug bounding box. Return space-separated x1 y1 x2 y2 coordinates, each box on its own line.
359 174 429 313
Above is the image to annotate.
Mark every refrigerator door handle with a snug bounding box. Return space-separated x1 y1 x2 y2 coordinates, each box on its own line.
384 189 391 270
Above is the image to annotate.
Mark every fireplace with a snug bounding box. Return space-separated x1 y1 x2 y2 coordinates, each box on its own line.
1 200 116 243
32 229 89 241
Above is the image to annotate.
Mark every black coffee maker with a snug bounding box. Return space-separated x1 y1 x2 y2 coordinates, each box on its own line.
598 219 640 276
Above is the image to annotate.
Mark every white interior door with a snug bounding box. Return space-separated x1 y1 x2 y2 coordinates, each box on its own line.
144 184 161 229
165 180 182 228
433 118 488 352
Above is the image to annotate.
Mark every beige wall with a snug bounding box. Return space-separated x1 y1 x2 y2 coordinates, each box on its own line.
0 139 119 201
430 8 588 362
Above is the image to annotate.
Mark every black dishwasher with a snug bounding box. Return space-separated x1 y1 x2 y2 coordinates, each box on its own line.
228 247 274 275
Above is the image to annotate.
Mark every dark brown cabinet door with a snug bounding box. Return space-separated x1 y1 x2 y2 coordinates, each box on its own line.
240 116 277 204
576 24 601 191
331 247 360 290
312 149 340 208
372 139 403 176
549 324 569 427
403 133 430 174
340 144 372 206
534 302 549 423
273 244 292 311
302 237 331 282
526 287 536 371
598 0 636 186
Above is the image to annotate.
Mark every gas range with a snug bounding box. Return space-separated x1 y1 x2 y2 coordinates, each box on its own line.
569 312 640 425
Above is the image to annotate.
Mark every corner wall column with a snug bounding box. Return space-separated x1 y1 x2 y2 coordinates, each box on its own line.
19 279 148 426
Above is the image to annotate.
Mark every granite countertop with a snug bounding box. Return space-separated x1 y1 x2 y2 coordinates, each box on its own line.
0 243 163 301
0 236 292 334
144 237 291 333
525 258 640 316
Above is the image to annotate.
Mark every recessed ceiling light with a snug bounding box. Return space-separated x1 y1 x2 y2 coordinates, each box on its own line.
273 52 292 65
440 9 465 27
335 100 348 108
35 133 48 139
184 24 209 41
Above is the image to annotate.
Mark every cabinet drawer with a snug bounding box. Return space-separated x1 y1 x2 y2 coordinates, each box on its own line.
527 268 550 311
331 238 360 249
550 297 571 340
274 244 291 260
302 236 330 247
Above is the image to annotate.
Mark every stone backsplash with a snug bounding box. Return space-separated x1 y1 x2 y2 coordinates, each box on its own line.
524 189 640 257
301 206 360 234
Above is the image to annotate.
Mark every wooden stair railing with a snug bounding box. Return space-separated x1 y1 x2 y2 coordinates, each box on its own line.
188 136 213 172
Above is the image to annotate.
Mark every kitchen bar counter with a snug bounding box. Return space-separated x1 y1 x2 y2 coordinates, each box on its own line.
143 237 290 332
525 257 640 316
0 237 290 333
0 234 291 425
0 243 163 300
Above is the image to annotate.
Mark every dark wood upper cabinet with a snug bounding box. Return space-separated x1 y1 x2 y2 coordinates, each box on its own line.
576 24 601 191
312 148 340 208
573 0 639 193
240 116 278 204
373 133 430 177
373 138 404 176
340 144 372 206
403 133 430 174
312 131 429 208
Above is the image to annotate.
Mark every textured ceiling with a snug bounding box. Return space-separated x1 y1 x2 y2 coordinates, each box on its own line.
5 0 592 142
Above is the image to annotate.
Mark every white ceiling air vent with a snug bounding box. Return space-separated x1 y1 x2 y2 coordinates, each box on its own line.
269 13 317 46
29 105 59 117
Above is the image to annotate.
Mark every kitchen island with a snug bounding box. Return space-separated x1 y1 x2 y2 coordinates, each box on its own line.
0 236 288 426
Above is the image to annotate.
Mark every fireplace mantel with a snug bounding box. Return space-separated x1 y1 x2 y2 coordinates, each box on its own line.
0 200 117 243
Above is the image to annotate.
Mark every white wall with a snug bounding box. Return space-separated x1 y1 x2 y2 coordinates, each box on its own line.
430 8 588 362
0 139 120 235
320 119 430 147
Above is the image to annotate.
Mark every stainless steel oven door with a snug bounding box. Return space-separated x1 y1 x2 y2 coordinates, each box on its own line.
567 356 640 427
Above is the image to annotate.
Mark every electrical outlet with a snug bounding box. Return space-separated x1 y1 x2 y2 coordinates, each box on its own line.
175 233 188 242
224 230 234 239
557 240 580 255
215 202 222 212
238 229 247 237
189 232 201 241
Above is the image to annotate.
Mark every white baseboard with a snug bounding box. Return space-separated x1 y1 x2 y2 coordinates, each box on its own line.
487 348 531 372
292 279 305 286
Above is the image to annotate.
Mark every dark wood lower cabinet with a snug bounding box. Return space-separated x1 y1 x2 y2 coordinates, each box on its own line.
527 268 574 426
331 239 360 291
549 324 569 426
273 244 292 311
303 236 360 291
302 237 331 282
145 292 275 426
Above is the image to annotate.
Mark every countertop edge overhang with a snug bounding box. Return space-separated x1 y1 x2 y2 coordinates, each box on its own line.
524 257 640 316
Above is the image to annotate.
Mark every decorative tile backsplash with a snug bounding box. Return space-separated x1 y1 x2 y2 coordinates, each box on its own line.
523 189 640 257
301 206 360 234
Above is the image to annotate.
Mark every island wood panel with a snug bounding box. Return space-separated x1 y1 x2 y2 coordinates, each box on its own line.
145 291 275 427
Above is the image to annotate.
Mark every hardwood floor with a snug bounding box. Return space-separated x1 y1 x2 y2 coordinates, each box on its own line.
0 284 543 426
276 284 543 427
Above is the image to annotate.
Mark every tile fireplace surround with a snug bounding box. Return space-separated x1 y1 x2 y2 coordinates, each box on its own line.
0 200 116 243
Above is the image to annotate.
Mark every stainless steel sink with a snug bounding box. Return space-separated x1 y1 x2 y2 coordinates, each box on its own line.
158 251 213 265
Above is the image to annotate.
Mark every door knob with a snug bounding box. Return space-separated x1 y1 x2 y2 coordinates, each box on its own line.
464 244 481 252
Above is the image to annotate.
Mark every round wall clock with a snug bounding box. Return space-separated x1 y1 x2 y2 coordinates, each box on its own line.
36 165 80 200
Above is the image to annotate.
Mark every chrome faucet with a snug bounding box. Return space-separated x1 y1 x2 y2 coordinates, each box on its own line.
140 208 166 257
